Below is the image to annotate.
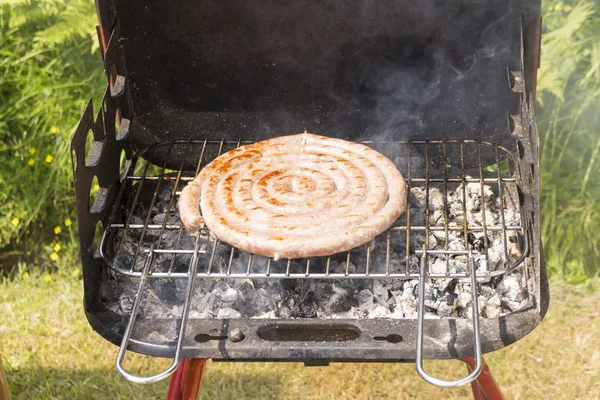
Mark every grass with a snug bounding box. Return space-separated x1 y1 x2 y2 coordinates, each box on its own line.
1 273 600 399
0 0 104 269
538 0 600 279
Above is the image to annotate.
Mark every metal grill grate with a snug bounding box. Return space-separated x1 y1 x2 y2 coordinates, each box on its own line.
98 139 530 280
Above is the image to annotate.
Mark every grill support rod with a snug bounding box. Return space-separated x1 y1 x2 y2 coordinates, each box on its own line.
416 248 483 387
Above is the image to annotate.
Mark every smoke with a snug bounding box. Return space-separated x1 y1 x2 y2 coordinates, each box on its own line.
240 0 523 143
351 0 520 143
119 0 525 155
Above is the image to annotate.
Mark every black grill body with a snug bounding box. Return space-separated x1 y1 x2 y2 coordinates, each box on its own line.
72 0 547 364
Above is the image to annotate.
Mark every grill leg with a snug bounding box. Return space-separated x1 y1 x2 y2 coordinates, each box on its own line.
461 357 504 400
167 359 207 400
0 354 10 400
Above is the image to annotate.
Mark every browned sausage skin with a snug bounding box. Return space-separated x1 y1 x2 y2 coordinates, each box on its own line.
178 133 407 260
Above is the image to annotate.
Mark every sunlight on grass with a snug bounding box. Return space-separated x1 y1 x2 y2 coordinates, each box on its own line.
1 274 599 399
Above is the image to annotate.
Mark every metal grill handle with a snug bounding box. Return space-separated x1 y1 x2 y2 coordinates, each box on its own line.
115 245 199 383
415 248 483 388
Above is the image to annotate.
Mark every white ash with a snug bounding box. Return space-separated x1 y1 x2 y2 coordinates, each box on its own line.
104 176 531 321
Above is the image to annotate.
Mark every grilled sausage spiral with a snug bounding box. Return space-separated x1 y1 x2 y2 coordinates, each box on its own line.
178 133 407 260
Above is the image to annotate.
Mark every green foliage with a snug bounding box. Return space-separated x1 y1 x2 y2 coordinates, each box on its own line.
0 0 104 269
538 0 600 278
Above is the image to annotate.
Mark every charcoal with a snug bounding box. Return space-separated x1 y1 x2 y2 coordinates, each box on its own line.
496 275 526 302
394 298 417 318
372 280 390 305
214 282 238 303
320 282 357 314
410 187 427 210
119 293 134 314
369 304 392 318
437 292 458 317
428 188 446 211
107 176 529 322
234 282 274 317
402 280 417 300
430 258 448 275
156 182 175 204
114 253 134 270
478 285 496 298
432 229 447 242
357 289 376 314
411 234 438 251
431 209 445 226
457 292 472 309
197 292 221 316
152 213 167 225
332 261 356 274
504 209 521 226
483 295 502 318
217 308 242 319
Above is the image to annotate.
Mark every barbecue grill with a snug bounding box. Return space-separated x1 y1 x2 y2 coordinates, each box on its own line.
71 0 548 397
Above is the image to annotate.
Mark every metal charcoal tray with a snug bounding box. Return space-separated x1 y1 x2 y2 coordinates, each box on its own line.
72 0 547 387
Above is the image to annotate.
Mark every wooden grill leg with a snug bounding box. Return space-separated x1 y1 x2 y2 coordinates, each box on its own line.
0 354 11 400
461 357 505 400
167 359 208 400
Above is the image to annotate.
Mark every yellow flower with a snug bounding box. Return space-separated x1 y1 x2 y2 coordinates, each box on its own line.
93 184 100 191
23 272 30 280
11 218 19 226
554 3 562 11
64 218 72 227
27 158 35 166
29 147 36 155
44 274 52 282
72 268 81 277
45 155 53 163
53 243 61 252
564 4 572 11
50 126 57 134
50 252 59 261
575 23 582 30
54 226 62 234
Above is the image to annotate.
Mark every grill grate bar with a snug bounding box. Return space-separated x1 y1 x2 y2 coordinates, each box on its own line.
405 142 412 276
424 142 430 250
126 176 518 184
495 144 510 264
460 143 470 246
108 270 510 280
100 140 531 280
477 142 491 274
110 223 524 231
443 142 450 275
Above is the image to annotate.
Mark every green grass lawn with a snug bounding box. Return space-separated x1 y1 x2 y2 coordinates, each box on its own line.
1 273 599 400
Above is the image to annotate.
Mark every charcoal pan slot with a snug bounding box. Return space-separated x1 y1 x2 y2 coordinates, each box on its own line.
257 324 360 342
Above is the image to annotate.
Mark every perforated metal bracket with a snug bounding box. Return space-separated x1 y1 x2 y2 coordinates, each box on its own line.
71 16 135 311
